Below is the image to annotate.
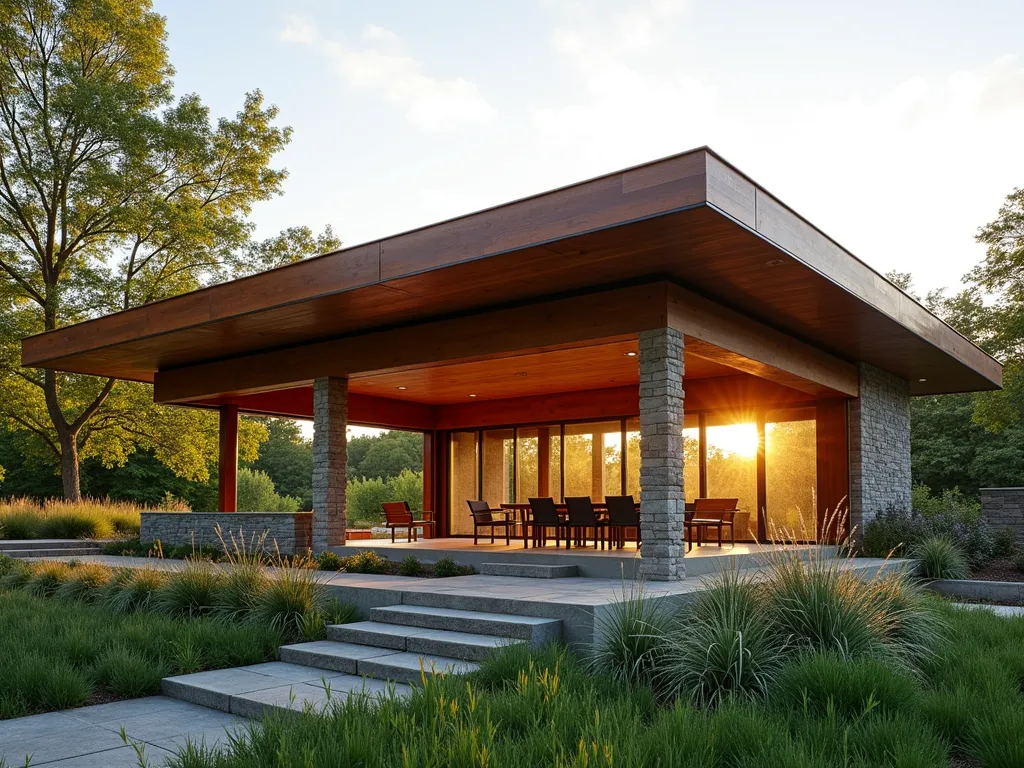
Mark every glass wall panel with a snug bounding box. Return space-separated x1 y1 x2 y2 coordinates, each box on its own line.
564 421 622 500
516 426 561 502
448 431 479 536
766 408 817 541
706 413 759 536
625 415 699 501
482 429 515 509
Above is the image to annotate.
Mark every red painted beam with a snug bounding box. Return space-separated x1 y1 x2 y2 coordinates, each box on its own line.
218 404 239 512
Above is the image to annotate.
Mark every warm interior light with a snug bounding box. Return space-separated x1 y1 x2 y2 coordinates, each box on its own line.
918 378 927 382
625 351 637 357
469 393 477 397
396 386 407 390
707 422 759 459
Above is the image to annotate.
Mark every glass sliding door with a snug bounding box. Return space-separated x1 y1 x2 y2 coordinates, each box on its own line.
482 429 515 510
516 426 561 502
448 431 479 536
765 407 817 541
563 421 622 500
706 412 759 537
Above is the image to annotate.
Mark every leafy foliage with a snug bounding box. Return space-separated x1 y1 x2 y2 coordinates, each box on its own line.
236 468 299 513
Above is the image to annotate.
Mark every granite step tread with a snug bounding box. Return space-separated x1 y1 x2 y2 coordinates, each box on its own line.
479 562 578 579
279 640 404 674
357 651 479 685
369 604 562 643
161 661 411 718
328 621 523 661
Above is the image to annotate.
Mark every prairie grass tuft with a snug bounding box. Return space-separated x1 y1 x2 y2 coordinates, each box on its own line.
586 577 669 688
912 535 971 580
23 561 74 598
251 567 324 638
107 568 168 614
156 565 224 617
214 565 269 621
55 563 113 603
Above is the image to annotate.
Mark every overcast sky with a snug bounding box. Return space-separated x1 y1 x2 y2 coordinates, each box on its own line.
156 0 1024 297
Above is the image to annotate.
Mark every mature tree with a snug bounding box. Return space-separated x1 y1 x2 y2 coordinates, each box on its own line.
348 430 424 481
0 0 338 498
246 418 313 510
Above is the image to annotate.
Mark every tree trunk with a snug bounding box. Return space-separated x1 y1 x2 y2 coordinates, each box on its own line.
58 428 81 501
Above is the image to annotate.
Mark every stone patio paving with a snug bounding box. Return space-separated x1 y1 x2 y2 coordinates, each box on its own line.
0 696 246 767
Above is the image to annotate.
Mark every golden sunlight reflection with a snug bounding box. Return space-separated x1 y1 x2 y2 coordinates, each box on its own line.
705 422 759 458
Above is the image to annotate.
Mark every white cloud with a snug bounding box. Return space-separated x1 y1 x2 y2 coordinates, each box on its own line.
281 15 496 133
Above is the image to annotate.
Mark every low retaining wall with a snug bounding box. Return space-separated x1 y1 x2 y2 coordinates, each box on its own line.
927 578 1024 603
980 487 1024 540
140 512 313 555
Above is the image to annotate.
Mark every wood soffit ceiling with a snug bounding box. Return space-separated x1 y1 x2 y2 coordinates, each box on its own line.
20 147 1002 397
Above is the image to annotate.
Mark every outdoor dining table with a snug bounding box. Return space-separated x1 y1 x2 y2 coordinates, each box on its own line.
499 502 630 548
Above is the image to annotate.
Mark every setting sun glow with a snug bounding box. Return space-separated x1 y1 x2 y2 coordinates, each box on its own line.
706 423 759 459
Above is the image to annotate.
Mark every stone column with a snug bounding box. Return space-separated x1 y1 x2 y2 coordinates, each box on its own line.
848 363 911 541
312 376 348 551
638 327 685 581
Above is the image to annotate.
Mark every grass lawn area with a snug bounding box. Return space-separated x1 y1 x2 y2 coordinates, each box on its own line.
0 590 282 720
163 604 1024 768
0 498 149 540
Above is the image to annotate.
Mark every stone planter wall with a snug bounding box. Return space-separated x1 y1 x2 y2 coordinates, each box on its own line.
140 512 313 555
981 488 1024 541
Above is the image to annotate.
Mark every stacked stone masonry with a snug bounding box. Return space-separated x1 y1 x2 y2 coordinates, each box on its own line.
139 512 312 555
312 376 348 551
981 488 1024 540
637 327 685 581
848 362 912 539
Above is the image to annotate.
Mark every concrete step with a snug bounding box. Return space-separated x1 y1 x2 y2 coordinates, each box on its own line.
3 547 105 558
279 640 479 684
161 661 411 719
369 604 561 645
0 539 105 552
479 562 578 579
328 620 523 662
358 651 479 685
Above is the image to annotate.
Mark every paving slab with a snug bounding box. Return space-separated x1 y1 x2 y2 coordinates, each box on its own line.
42 744 172 767
406 628 521 662
279 640 402 674
369 604 562 643
953 602 1024 617
357 651 479 685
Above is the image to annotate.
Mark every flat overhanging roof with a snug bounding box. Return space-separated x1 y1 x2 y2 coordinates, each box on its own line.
20 147 1001 397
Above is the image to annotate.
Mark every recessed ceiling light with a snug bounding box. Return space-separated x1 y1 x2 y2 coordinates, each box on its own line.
396 386 407 390
625 351 637 357
918 378 927 383
469 393 477 398
765 258 785 267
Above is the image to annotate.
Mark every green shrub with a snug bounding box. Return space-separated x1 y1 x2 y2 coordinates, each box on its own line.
398 555 422 577
912 535 971 580
237 468 300 513
861 506 924 557
433 556 466 578
586 581 670 688
344 550 389 574
0 552 15 576
315 551 344 571
251 568 324 637
659 571 779 705
993 527 1018 558
156 565 223 617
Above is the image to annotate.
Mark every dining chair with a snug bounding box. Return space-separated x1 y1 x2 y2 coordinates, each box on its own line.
564 496 608 550
604 495 640 549
525 497 570 549
466 500 513 545
381 501 434 543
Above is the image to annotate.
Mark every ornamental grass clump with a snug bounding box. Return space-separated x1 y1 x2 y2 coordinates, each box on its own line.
658 569 781 706
106 568 168 614
214 564 269 621
155 564 224 617
912 535 971 580
22 560 74 598
251 566 325 638
586 578 670 688
54 563 113 603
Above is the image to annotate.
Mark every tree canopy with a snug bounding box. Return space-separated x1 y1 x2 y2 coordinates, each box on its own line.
0 0 338 498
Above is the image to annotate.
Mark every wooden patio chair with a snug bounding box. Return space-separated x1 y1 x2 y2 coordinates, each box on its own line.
524 497 571 549
381 501 434 543
605 495 640 550
565 496 609 550
692 497 740 548
466 500 513 545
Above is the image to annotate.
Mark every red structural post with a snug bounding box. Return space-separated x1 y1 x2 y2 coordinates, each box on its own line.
218 404 239 512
